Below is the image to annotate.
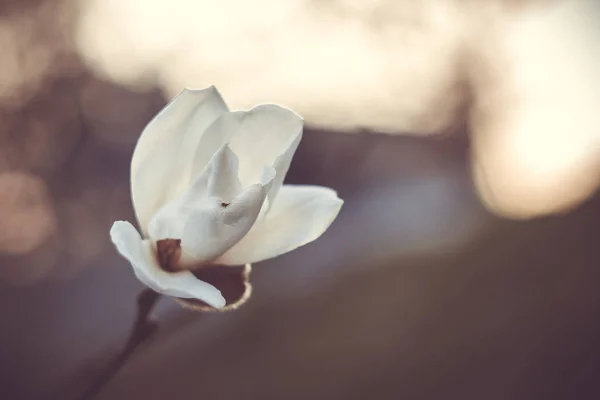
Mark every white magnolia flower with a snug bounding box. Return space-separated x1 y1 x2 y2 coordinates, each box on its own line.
110 86 343 311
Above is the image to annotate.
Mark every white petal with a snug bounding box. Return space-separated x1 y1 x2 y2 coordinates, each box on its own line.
217 185 343 265
206 145 242 202
193 104 303 206
190 110 245 181
265 132 303 212
147 145 276 266
109 221 225 308
131 87 229 235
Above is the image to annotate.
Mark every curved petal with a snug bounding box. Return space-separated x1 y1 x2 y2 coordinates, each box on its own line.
177 264 253 312
265 131 303 212
192 104 303 209
178 183 270 265
109 221 225 308
190 110 245 181
131 87 229 235
206 144 242 202
147 145 276 267
217 185 343 265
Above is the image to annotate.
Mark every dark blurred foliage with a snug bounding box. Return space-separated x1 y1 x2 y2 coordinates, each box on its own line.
0 1 599 400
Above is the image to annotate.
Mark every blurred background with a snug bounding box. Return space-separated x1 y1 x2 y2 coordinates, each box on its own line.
0 0 599 399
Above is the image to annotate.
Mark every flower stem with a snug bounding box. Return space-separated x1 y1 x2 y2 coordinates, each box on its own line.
73 288 161 400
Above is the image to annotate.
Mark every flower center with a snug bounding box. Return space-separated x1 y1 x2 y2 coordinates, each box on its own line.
156 239 182 272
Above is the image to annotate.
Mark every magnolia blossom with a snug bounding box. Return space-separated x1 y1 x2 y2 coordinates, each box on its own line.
110 86 343 311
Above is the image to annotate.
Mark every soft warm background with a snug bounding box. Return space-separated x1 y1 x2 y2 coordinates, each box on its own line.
1 1 599 399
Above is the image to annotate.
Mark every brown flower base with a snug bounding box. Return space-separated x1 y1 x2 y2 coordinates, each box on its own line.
177 263 252 312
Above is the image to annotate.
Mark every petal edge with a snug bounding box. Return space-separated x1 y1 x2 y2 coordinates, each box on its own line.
110 220 226 308
217 185 343 265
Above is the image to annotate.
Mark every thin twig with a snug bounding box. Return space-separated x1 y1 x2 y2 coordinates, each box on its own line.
73 289 161 400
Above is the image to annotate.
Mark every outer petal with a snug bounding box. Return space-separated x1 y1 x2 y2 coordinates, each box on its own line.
110 221 226 308
191 104 303 208
131 87 229 235
217 185 343 265
177 264 253 312
147 145 276 267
